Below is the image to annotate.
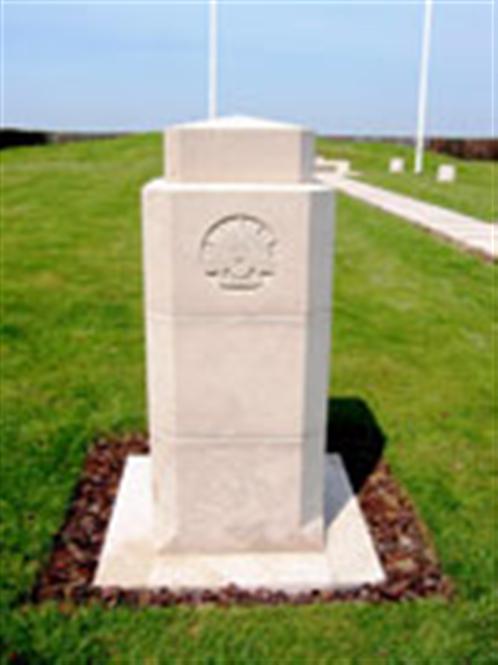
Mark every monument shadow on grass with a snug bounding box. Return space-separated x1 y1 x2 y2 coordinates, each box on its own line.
326 397 386 493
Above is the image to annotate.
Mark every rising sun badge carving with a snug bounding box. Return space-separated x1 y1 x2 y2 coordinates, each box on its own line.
200 214 277 291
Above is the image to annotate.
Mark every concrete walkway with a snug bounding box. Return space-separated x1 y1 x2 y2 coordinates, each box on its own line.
317 169 497 262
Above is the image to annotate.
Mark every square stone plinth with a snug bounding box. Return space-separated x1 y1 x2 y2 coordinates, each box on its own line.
94 454 385 591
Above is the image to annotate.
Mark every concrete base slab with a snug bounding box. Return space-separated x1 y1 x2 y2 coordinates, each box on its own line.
94 454 385 592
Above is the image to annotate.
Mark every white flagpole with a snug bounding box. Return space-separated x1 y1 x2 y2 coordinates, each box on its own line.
414 0 433 174
209 0 218 118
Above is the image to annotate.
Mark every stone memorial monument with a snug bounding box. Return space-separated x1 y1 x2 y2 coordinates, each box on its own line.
95 116 384 591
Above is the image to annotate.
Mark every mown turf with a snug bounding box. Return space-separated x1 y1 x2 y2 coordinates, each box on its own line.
1 135 496 663
317 138 496 222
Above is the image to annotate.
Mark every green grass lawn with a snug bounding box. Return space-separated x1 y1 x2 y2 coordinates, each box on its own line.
317 138 496 222
1 135 496 663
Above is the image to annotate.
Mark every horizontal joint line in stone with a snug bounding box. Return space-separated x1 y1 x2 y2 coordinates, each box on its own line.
144 178 331 193
151 433 324 444
147 310 332 323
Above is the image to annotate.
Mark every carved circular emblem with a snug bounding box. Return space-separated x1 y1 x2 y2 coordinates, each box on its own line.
200 214 277 291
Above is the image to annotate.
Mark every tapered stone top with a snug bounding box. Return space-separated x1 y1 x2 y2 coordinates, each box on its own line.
165 116 314 184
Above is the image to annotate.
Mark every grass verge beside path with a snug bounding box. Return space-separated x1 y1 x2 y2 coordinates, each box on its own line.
1 135 496 662
317 138 496 222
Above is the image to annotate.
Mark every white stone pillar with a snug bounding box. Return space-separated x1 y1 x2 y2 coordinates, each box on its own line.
142 116 335 555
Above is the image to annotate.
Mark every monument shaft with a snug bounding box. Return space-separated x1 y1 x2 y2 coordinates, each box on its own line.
142 117 335 554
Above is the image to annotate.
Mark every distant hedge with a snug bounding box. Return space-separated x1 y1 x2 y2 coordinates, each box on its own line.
1 129 128 150
2 129 496 161
428 138 498 161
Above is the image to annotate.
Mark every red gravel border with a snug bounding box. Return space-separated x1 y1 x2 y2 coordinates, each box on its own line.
32 434 452 606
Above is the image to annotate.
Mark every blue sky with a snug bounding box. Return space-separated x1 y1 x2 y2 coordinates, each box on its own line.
2 0 495 136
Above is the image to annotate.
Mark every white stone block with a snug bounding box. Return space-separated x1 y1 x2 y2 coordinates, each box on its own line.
315 158 350 176
142 181 334 317
437 164 456 182
166 116 314 183
152 441 324 553
146 313 331 440
389 157 405 174
329 159 351 176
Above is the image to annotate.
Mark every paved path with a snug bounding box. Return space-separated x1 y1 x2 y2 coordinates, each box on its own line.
317 169 497 262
